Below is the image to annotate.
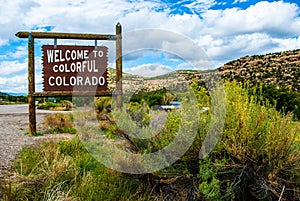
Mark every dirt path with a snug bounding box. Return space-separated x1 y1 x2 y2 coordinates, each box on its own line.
0 104 74 179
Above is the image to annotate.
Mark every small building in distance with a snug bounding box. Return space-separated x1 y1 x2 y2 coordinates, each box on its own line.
160 101 181 111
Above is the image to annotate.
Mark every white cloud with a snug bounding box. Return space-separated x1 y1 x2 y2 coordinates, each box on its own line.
183 0 217 13
0 0 39 43
203 33 272 66
203 1 300 37
0 54 7 60
0 71 44 93
0 53 47 92
271 36 300 52
0 60 27 76
126 63 173 77
2 0 300 42
121 29 215 70
108 1 299 69
1 0 300 92
232 0 248 4
217 2 227 6
0 77 5 85
193 1 300 66
0 74 27 93
8 46 27 59
0 38 7 46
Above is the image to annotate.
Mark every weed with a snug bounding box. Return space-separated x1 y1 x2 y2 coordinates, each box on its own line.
0 138 152 200
1 81 299 200
43 113 77 134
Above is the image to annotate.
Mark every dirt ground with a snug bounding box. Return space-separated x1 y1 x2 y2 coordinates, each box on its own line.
0 104 74 180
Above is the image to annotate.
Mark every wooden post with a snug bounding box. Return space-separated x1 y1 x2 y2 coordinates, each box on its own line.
28 32 36 135
16 32 117 40
116 22 122 109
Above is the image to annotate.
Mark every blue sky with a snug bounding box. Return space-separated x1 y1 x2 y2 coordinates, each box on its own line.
0 0 300 93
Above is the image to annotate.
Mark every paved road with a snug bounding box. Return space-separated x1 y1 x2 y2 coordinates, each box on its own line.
0 104 29 114
0 104 71 115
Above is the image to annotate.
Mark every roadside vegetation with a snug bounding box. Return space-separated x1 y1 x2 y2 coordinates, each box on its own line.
1 81 299 200
0 138 149 201
0 92 28 105
37 100 73 111
43 113 77 134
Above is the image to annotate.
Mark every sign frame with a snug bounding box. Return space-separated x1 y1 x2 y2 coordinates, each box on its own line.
15 23 122 135
42 45 109 92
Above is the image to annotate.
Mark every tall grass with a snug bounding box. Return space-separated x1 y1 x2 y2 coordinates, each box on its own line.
43 113 77 134
206 81 300 200
1 81 299 200
0 138 151 201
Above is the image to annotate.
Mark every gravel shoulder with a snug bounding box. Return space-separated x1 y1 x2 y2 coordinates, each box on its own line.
0 104 74 180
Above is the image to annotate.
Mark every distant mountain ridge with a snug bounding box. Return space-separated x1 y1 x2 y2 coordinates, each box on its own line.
5 92 27 96
0 92 9 96
0 92 27 96
0 91 28 103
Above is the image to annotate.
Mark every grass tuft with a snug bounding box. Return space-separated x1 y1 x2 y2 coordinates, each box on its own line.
43 113 77 134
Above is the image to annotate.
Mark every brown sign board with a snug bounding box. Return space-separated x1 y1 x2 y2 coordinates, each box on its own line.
42 45 108 92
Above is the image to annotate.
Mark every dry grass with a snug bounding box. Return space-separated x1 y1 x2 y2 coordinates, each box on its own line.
43 113 76 134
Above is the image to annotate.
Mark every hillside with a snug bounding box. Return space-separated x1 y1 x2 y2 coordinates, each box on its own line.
108 49 300 93
0 92 9 97
0 92 28 104
218 49 300 91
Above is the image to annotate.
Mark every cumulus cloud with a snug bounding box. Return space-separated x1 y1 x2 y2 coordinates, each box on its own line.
0 54 43 92
232 0 248 4
126 63 173 77
0 60 27 76
0 71 43 93
121 1 300 67
271 36 300 52
202 1 300 37
123 29 214 69
204 33 276 65
0 0 40 43
1 0 300 92
0 74 27 93
195 1 300 66
7 46 27 59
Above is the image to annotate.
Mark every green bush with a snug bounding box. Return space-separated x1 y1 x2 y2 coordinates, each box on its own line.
119 81 300 200
127 101 151 128
209 81 300 200
248 83 300 120
130 88 171 107
37 102 61 110
0 138 151 201
94 97 112 121
1 81 299 201
43 113 77 134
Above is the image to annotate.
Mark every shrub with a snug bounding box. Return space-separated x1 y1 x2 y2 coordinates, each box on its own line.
2 81 299 201
130 88 170 107
94 97 112 120
37 102 61 110
215 81 300 200
43 113 76 134
113 81 300 200
60 100 73 111
0 138 151 201
127 101 151 128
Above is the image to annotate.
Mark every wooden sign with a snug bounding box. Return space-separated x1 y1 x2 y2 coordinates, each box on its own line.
15 22 122 135
42 45 108 91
